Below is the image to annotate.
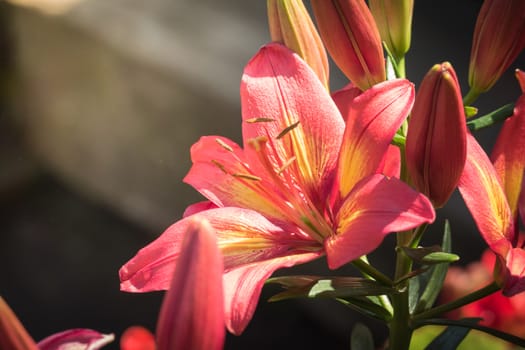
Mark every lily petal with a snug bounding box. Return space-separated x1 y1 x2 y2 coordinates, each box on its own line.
224 252 321 335
156 218 225 350
184 136 285 220
37 329 114 350
380 145 401 178
120 207 320 292
491 90 525 218
503 248 525 296
458 133 515 256
337 79 415 198
332 83 362 122
183 201 218 217
326 174 435 269
240 43 345 201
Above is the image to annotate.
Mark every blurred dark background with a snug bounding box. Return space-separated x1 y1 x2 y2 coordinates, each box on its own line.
0 0 524 349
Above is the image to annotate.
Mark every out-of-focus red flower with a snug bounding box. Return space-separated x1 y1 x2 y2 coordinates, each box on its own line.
468 0 525 94
267 0 329 88
120 326 155 350
406 62 467 208
442 250 525 337
311 0 385 91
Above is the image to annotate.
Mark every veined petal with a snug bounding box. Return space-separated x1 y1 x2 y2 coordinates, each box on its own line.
326 174 434 269
337 79 415 198
119 207 320 292
491 90 525 218
241 43 345 201
224 252 321 335
156 219 225 350
37 329 114 350
184 136 285 220
458 133 515 256
503 248 525 296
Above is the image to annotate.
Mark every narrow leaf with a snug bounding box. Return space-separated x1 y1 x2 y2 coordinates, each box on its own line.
414 220 453 313
415 318 525 348
267 276 393 302
336 297 393 322
425 318 480 350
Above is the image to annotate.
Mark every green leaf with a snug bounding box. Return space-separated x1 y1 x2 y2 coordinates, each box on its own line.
413 220 453 313
267 276 393 302
466 103 514 131
425 318 480 350
351 323 374 350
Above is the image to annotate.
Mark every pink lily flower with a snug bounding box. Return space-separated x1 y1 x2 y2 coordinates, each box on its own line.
119 43 435 334
459 70 525 296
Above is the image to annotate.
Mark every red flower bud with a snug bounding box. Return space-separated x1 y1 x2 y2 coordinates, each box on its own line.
311 0 385 91
469 0 525 94
267 0 329 88
0 297 38 350
406 62 467 207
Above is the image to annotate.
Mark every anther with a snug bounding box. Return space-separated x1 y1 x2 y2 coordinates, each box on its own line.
277 121 300 139
278 156 297 174
215 138 234 152
211 160 228 174
232 173 262 181
245 117 276 123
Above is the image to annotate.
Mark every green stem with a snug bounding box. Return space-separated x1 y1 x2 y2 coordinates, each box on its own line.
396 55 406 79
389 289 412 350
463 87 481 106
357 256 394 314
412 281 500 322
352 258 393 287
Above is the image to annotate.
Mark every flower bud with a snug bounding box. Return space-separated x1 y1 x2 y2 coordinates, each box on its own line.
267 0 329 88
468 0 525 94
156 218 224 350
0 297 38 350
311 0 385 91
368 0 414 58
406 62 467 207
